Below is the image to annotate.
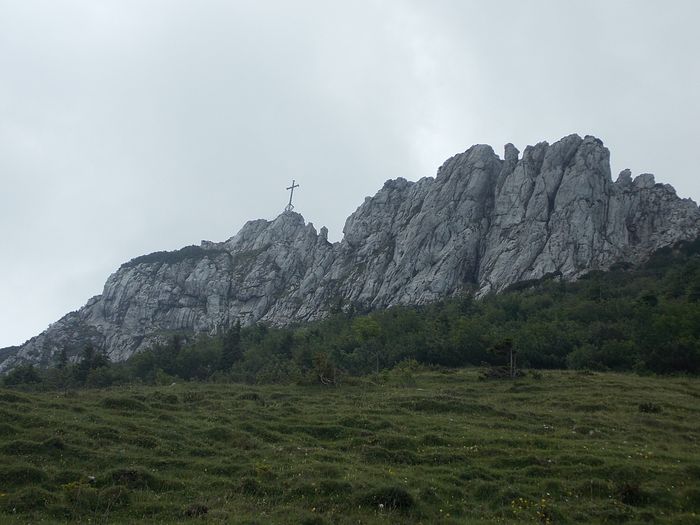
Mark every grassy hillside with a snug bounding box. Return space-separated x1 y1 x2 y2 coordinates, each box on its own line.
1 369 699 524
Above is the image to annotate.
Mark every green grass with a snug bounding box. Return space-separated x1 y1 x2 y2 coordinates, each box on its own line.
1 369 699 523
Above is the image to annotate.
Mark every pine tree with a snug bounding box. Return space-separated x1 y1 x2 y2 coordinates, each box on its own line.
73 344 110 383
220 320 242 371
56 348 68 369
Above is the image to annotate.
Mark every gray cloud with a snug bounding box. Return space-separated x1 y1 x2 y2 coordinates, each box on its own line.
1 0 699 348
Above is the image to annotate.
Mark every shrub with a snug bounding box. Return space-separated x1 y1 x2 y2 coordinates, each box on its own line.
2 365 42 386
120 245 225 268
616 482 649 506
238 477 263 495
42 436 66 451
389 359 422 387
529 370 544 380
639 402 663 414
184 503 209 517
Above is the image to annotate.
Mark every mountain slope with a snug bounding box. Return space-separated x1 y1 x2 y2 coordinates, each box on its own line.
2 134 699 371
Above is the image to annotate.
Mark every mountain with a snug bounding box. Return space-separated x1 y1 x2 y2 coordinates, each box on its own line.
2 134 699 372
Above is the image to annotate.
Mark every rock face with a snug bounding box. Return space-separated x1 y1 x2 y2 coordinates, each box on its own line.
2 134 699 371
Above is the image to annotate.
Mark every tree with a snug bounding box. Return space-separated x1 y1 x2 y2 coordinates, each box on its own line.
488 338 518 379
313 351 337 385
220 320 242 371
3 364 42 387
49 348 72 391
56 348 69 369
351 317 383 373
74 344 110 383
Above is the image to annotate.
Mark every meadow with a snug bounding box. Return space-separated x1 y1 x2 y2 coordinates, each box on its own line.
1 368 699 524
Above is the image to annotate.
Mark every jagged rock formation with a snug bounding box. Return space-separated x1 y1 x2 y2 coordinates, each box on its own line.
2 134 699 371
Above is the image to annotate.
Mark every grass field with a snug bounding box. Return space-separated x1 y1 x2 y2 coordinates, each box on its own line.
1 369 699 524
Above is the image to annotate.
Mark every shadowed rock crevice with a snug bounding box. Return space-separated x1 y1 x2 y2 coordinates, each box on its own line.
2 134 699 371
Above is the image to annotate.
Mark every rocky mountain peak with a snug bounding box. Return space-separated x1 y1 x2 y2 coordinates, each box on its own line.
634 173 657 189
225 211 313 251
616 169 633 186
2 134 699 372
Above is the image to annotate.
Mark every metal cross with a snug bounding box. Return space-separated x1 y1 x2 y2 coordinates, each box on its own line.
285 179 299 212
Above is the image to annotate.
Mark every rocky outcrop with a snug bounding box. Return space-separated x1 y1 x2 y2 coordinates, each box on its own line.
2 134 699 371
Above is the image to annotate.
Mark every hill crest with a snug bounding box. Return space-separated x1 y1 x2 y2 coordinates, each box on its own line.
2 134 699 371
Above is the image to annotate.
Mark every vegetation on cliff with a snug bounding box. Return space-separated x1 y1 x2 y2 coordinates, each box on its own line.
5 238 700 391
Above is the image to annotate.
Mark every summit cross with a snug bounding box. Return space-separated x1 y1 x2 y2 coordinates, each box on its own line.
285 179 299 212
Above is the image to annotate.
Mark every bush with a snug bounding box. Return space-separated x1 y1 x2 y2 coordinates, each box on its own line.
643 339 700 374
616 482 649 506
566 345 605 371
9 236 700 392
389 359 421 387
84 367 115 388
184 503 208 517
3 365 42 386
639 402 662 414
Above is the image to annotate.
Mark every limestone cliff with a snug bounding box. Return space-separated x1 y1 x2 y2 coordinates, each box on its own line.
2 134 699 371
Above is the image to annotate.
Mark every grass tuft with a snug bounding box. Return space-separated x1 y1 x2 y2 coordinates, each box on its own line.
104 468 160 490
0 370 698 523
639 402 663 413
0 391 29 403
183 503 208 517
0 487 56 513
100 396 147 411
359 486 415 511
0 465 48 486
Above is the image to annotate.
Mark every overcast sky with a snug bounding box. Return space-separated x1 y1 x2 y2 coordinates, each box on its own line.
1 0 699 348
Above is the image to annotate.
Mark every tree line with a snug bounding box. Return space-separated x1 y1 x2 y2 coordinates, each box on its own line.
4 238 700 389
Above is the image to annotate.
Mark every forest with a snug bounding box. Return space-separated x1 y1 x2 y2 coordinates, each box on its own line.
4 237 700 390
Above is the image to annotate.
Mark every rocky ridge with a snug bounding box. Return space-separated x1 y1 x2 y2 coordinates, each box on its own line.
2 134 699 371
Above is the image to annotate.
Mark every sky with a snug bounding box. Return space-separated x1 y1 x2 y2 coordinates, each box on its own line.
1 0 699 348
